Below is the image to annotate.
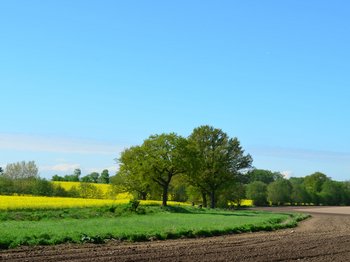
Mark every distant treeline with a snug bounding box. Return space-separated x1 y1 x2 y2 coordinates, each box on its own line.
0 177 117 199
51 168 110 184
112 168 350 207
244 170 350 206
0 161 113 199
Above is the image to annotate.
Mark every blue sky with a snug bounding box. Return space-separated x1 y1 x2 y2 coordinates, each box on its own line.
1 1 350 180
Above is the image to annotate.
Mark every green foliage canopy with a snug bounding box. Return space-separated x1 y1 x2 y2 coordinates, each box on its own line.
118 133 187 206
246 181 268 206
267 179 292 205
186 125 252 208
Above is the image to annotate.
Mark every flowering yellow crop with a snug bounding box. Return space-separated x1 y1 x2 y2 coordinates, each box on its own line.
0 195 129 210
51 181 132 200
0 195 190 210
52 181 110 193
241 199 253 206
228 199 253 207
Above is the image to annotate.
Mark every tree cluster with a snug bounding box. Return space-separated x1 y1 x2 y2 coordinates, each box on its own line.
0 162 113 199
245 171 350 206
112 125 252 207
0 161 61 196
113 125 350 207
51 169 110 184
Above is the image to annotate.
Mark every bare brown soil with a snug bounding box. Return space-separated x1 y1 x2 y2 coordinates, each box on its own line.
1 206 350 261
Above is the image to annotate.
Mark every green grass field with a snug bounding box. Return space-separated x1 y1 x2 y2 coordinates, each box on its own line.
0 204 309 249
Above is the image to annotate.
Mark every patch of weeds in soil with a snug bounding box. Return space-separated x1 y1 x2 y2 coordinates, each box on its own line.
81 234 106 244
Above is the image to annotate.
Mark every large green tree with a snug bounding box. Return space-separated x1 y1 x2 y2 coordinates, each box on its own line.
320 180 344 205
114 146 152 200
118 133 187 206
187 125 252 208
267 179 292 205
81 172 100 183
99 169 110 184
289 177 310 205
141 133 187 206
245 169 283 184
304 172 329 205
246 181 268 206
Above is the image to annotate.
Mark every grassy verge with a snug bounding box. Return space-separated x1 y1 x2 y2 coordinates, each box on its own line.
0 205 309 249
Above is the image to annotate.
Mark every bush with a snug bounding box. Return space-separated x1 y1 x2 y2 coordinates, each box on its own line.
128 199 140 212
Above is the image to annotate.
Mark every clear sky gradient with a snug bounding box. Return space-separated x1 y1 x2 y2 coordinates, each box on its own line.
1 1 350 180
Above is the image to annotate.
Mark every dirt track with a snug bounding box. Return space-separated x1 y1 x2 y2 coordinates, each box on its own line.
1 206 350 261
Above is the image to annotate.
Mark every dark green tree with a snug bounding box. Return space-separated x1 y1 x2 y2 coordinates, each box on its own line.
187 125 252 208
63 169 81 182
99 169 110 184
32 178 55 196
140 133 187 206
246 181 268 206
118 133 187 206
51 174 64 181
320 180 344 205
289 177 310 205
267 179 292 205
246 169 283 184
304 172 330 205
0 175 14 194
114 146 152 200
81 172 100 183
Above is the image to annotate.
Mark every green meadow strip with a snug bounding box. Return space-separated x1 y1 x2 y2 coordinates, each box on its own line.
0 206 309 249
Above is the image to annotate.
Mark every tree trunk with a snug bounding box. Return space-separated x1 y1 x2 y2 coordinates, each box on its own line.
210 191 215 208
162 185 168 206
202 192 207 208
140 192 147 200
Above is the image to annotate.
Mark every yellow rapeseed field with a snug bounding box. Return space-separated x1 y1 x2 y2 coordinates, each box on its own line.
0 195 190 210
52 181 110 193
51 181 132 199
0 181 252 210
241 199 253 206
0 195 127 210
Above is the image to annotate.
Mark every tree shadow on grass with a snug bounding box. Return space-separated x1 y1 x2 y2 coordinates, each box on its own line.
161 206 192 213
195 212 259 217
162 206 261 217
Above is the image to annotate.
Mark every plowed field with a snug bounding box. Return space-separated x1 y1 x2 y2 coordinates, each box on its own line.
1 206 350 261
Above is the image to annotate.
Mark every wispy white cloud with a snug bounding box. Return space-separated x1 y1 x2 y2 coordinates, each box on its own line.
280 170 293 179
0 133 125 155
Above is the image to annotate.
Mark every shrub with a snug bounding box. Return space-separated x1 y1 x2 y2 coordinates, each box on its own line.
128 199 140 212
